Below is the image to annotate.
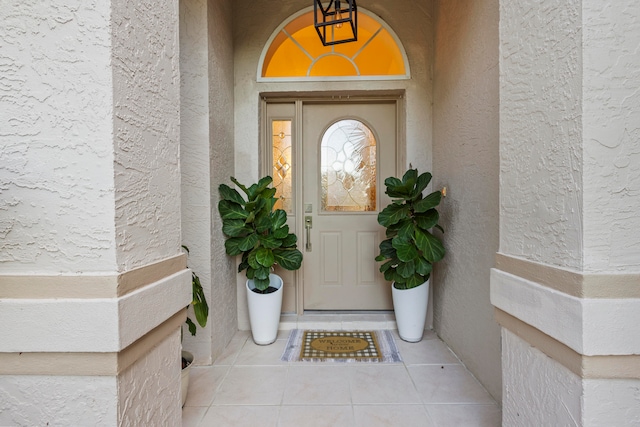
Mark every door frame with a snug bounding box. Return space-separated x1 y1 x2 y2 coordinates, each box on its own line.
260 91 406 315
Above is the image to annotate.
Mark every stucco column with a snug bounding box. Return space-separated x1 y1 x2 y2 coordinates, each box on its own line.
0 1 189 425
493 0 640 425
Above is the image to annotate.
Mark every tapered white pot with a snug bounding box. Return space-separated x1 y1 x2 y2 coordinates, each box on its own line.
246 273 283 345
392 279 429 342
181 350 193 407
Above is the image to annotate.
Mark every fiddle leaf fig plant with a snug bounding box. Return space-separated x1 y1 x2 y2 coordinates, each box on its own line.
218 176 303 293
375 169 445 290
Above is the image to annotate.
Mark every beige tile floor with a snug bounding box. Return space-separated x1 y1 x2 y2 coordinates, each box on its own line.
182 328 501 427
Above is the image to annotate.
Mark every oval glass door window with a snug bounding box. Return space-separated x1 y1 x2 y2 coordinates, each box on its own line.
320 119 377 212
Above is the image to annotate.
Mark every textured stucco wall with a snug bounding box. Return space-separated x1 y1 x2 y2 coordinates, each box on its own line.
499 0 583 269
117 330 182 426
582 0 640 273
112 0 182 271
180 0 237 365
0 1 117 274
502 330 582 426
1 1 188 424
0 375 117 426
1 0 183 274
180 0 214 363
432 0 501 400
583 378 640 425
503 329 640 426
497 1 640 424
232 0 434 329
207 0 238 361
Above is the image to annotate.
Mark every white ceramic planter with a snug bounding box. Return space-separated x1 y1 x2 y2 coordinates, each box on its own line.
181 350 194 407
392 279 429 342
246 273 284 345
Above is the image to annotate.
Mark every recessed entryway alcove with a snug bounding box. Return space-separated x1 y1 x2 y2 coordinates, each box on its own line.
178 0 502 405
229 0 502 404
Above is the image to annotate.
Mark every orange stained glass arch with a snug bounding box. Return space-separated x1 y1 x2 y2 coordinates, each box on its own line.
259 8 409 80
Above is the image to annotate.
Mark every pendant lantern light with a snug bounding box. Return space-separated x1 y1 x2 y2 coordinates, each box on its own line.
314 0 358 46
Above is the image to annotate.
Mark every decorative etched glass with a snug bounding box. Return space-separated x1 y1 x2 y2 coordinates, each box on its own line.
272 120 293 213
321 120 377 212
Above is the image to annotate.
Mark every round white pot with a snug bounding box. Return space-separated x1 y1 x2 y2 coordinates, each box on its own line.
181 350 194 407
392 279 429 342
246 273 284 345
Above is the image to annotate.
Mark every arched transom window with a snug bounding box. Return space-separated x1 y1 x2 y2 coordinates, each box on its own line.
259 8 409 81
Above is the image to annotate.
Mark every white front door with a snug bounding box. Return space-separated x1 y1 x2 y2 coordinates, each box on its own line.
301 102 397 310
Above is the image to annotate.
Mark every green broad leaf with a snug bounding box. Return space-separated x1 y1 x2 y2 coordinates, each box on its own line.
256 247 275 267
383 176 403 192
414 209 439 231
219 183 246 205
186 317 197 336
246 266 255 279
402 168 418 185
383 268 397 282
246 197 266 216
224 237 244 256
414 190 442 213
375 253 388 262
271 210 287 230
254 266 270 280
239 259 250 272
238 233 259 251
396 259 415 279
281 233 297 248
393 281 409 290
245 211 255 225
192 273 209 328
379 259 395 273
222 219 249 237
392 237 419 262
377 238 396 259
252 276 271 292
247 176 273 201
385 170 415 198
265 195 276 212
230 176 250 197
415 256 433 276
273 224 289 239
378 203 410 227
406 273 426 289
260 234 283 249
414 229 445 263
396 220 415 241
274 248 303 270
218 200 249 220
261 187 277 200
255 212 271 232
193 302 208 329
412 172 432 199
247 249 260 269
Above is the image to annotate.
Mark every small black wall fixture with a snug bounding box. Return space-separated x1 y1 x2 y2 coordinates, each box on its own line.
314 0 358 46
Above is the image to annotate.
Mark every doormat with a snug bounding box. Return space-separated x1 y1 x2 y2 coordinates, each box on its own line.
281 330 403 363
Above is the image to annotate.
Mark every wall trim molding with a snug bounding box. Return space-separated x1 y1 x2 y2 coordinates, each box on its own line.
495 253 640 298
0 254 187 299
0 310 186 376
495 308 640 379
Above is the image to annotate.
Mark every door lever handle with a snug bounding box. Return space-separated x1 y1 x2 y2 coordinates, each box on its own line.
305 216 312 252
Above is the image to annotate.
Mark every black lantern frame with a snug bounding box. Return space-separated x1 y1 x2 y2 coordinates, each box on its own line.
314 0 358 46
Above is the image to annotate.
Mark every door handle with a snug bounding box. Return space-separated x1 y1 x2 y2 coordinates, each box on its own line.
305 216 312 252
